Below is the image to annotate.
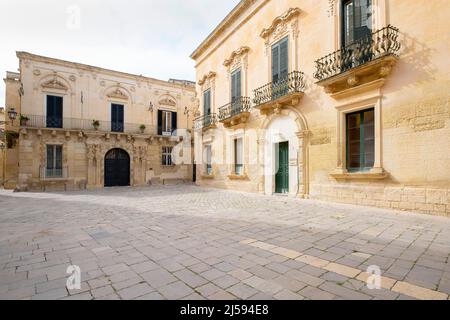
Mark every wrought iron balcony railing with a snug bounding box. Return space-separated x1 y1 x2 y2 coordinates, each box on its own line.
253 71 306 107
314 25 401 82
194 113 217 130
218 97 251 122
20 115 157 135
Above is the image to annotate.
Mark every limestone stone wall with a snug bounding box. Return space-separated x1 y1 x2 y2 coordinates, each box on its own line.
192 0 450 216
4 52 196 191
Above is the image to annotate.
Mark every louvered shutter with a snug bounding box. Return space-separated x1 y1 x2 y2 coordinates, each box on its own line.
157 110 163 135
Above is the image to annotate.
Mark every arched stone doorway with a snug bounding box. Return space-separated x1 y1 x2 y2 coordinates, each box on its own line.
260 107 310 198
104 148 130 187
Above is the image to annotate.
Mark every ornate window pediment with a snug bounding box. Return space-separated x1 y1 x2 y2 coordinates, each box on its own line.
159 95 177 107
223 47 250 71
260 8 301 45
198 72 216 87
41 78 69 91
107 87 129 100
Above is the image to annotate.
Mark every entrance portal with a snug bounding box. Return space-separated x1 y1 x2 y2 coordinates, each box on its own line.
104 148 130 187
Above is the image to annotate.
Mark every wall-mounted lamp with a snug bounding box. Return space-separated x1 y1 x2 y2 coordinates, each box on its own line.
7 108 18 124
184 106 189 116
0 142 5 151
149 102 154 112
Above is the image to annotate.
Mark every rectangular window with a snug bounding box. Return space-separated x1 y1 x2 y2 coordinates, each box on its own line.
346 108 375 172
111 103 124 132
46 95 63 128
342 0 372 47
46 145 63 178
162 147 173 166
205 145 212 175
234 138 243 176
203 89 211 115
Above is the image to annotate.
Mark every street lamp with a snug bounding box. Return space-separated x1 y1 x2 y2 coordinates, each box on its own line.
7 108 18 124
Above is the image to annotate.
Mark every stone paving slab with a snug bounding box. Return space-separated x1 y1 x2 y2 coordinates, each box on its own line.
0 185 449 300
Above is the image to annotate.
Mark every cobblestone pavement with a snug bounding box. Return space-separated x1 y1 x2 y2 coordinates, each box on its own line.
0 185 449 300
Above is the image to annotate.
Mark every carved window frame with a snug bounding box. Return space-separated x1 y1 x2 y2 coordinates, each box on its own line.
198 72 216 116
260 8 301 83
223 47 250 100
226 129 247 178
333 94 385 177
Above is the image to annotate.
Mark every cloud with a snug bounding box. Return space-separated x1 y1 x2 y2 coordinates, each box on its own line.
0 0 240 106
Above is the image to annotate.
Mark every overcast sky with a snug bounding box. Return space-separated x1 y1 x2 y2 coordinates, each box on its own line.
0 0 240 106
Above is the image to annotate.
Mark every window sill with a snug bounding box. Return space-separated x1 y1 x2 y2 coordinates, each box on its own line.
330 168 389 180
201 174 215 180
227 174 249 181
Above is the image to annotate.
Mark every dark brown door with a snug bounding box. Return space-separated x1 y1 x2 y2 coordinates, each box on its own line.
104 149 130 187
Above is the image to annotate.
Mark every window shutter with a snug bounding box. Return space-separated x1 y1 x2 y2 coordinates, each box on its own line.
46 145 53 170
236 70 242 98
55 97 63 118
46 96 54 119
157 110 163 135
271 45 280 82
203 90 211 115
231 72 237 102
171 111 177 134
55 145 63 169
280 38 289 78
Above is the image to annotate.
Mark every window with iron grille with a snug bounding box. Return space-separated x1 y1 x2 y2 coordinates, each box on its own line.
162 146 173 166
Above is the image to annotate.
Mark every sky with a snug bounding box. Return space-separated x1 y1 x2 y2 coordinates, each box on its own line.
0 0 241 106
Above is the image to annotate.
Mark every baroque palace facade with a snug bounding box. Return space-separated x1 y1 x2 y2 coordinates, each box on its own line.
2 52 196 191
191 0 450 216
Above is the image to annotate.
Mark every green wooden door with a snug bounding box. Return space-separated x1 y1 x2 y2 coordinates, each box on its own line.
275 142 289 194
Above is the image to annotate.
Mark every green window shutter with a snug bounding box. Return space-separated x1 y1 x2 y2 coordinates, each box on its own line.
231 69 242 102
271 44 280 82
280 38 289 78
272 37 289 82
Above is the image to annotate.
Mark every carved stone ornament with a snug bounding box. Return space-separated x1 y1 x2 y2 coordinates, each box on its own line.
260 8 301 40
42 76 69 91
159 96 177 107
107 87 129 100
223 47 250 68
198 72 217 86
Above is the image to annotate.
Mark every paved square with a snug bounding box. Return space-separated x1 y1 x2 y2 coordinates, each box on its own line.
0 185 449 300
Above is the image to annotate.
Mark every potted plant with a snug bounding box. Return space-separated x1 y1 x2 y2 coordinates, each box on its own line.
20 114 29 126
92 120 100 130
139 124 146 134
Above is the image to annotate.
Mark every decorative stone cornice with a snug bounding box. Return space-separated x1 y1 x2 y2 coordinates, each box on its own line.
223 47 250 67
190 0 259 60
260 8 301 39
198 72 217 86
16 51 195 93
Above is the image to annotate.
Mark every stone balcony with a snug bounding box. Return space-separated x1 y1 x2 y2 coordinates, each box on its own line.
314 25 401 99
194 113 217 132
218 97 251 128
253 71 305 115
